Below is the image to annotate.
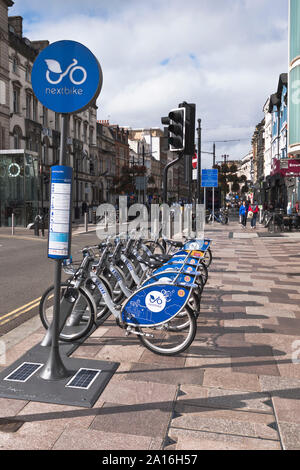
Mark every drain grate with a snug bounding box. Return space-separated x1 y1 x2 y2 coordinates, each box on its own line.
65 368 101 390
4 362 43 383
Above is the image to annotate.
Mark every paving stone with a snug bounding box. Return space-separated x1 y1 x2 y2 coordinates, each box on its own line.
230 344 281 377
277 422 300 450
90 401 172 438
0 421 65 450
17 401 97 429
173 403 279 440
0 398 28 418
232 295 270 304
89 327 110 338
205 387 274 414
138 348 186 366
272 396 300 424
168 428 281 450
99 379 177 408
71 337 105 358
203 369 260 392
125 362 204 386
52 427 160 450
95 343 144 363
246 307 295 318
259 376 300 396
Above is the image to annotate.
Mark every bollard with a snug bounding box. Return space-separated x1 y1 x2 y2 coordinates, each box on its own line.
34 218 39 237
84 212 88 232
11 213 15 236
41 216 45 237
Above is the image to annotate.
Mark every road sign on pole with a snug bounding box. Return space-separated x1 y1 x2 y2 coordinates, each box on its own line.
192 152 197 181
31 40 103 114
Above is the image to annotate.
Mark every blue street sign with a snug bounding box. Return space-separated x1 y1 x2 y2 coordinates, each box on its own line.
201 169 218 188
48 166 73 259
31 40 102 114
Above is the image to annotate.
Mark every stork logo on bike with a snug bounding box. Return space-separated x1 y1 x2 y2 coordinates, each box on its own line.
145 291 166 313
31 40 103 113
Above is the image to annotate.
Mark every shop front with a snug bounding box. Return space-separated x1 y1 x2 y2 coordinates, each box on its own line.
0 150 39 227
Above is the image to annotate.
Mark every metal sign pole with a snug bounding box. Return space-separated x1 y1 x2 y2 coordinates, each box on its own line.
212 187 215 223
40 114 69 380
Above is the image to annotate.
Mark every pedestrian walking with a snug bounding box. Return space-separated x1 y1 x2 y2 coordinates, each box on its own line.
249 200 259 229
239 201 247 229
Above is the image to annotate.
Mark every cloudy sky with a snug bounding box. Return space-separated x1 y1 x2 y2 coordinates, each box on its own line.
9 0 288 167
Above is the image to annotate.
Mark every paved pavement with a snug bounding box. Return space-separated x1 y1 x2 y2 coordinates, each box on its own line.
0 220 300 450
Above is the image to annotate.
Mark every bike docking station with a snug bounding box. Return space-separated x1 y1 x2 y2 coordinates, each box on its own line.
0 41 119 408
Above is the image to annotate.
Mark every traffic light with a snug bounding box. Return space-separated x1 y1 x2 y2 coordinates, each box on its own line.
161 107 186 152
161 102 196 154
179 102 196 156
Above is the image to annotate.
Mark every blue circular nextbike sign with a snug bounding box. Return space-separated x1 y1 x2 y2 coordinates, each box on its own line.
31 40 103 114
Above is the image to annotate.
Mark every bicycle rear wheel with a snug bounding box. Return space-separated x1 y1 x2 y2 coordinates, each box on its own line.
39 283 94 342
137 306 196 356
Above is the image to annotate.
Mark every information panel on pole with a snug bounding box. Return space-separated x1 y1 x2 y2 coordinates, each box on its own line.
48 166 73 259
201 169 218 188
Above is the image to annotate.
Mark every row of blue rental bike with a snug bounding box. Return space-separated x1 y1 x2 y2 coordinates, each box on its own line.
39 234 213 356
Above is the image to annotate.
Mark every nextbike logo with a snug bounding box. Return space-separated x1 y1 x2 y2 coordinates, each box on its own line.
145 291 166 313
45 58 87 85
44 58 87 96
32 40 102 114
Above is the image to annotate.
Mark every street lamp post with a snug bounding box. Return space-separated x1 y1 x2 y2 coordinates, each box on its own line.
197 119 202 204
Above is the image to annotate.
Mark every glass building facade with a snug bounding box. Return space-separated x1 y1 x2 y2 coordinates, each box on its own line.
0 150 39 227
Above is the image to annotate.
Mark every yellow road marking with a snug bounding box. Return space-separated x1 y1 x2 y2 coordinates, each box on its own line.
0 301 40 326
1 296 42 320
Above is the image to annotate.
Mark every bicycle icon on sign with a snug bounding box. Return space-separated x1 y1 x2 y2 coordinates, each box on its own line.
45 58 87 85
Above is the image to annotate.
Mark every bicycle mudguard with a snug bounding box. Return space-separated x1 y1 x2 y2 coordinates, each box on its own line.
121 283 191 327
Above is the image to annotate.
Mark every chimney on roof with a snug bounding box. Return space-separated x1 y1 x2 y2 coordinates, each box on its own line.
97 120 110 125
31 40 50 52
8 16 23 37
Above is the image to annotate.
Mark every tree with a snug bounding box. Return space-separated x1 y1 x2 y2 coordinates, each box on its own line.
113 165 147 195
214 162 245 204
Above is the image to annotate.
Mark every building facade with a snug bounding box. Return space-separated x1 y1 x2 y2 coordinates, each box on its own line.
0 5 130 225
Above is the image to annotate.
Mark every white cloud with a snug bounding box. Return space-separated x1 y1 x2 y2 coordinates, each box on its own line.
9 0 289 162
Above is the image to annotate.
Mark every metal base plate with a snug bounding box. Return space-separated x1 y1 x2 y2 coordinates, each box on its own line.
0 342 119 408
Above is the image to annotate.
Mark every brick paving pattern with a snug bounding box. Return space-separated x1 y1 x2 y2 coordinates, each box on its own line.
0 220 299 450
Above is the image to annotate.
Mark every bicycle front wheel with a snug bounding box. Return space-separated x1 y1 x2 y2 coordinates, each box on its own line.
137 306 196 356
202 248 212 267
197 262 208 285
39 283 94 342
